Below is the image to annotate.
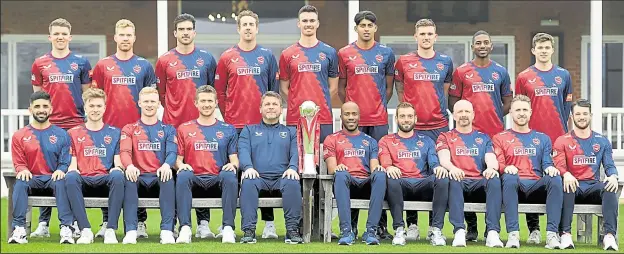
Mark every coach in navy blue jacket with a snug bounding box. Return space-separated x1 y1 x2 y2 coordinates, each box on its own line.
238 91 303 244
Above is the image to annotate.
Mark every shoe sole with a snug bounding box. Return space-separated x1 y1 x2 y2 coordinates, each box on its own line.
241 239 257 244
262 235 278 239
392 242 406 246
338 242 353 245
30 234 50 238
561 244 575 249
196 234 215 239
284 240 303 244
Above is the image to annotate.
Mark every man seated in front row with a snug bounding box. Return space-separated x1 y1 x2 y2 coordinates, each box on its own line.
437 100 504 248
379 102 449 246
120 87 178 244
238 91 303 244
323 102 385 246
174 85 239 244
493 95 563 249
553 99 619 251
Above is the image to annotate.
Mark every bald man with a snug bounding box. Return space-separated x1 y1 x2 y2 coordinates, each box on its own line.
323 102 385 245
436 100 504 248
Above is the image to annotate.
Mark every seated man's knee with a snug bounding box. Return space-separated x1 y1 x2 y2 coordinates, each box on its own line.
371 171 386 185
334 170 351 182
14 179 29 190
281 178 301 192
501 174 518 185
109 170 125 184
176 170 194 184
64 171 81 186
436 177 450 187
488 175 501 187
220 171 238 186
545 175 563 188
387 177 401 188
241 177 261 191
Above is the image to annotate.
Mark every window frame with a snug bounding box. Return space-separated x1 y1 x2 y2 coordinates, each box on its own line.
580 35 624 106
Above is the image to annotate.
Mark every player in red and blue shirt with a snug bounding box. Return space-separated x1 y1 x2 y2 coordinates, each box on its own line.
119 88 177 244
492 96 562 249
338 11 395 141
553 99 619 251
323 102 384 245
174 85 239 243
63 88 124 244
436 100 503 247
450 31 512 138
378 102 449 246
279 6 339 143
8 91 73 244
156 14 217 129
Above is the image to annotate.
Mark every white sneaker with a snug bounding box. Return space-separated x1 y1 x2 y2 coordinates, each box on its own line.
603 234 619 251
95 222 108 238
405 224 420 241
545 231 560 249
392 227 406 246
72 221 81 238
559 233 574 249
262 222 278 239
175 226 192 244
29 222 50 238
76 228 94 244
527 230 541 244
122 230 137 244
216 225 223 238
8 226 28 244
103 228 118 244
429 227 446 246
426 226 447 241
137 222 148 238
452 229 466 247
195 220 215 239
221 226 236 243
485 230 503 248
505 231 520 248
160 230 175 244
60 225 75 244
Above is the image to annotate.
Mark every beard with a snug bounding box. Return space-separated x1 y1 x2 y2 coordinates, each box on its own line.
573 119 590 129
33 113 49 123
398 123 414 133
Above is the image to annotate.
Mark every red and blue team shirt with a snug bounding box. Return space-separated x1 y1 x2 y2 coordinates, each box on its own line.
177 120 238 175
394 52 453 130
338 42 395 126
92 54 157 129
31 52 92 129
378 133 439 178
68 124 120 176
280 41 339 125
156 48 217 128
119 120 177 173
436 129 493 178
492 129 553 180
553 131 618 181
11 124 71 175
323 130 378 178
215 45 279 128
515 65 573 144
451 60 512 137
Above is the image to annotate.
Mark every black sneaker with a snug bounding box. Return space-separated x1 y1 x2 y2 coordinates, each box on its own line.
466 230 478 242
285 230 303 244
377 226 393 240
240 229 257 244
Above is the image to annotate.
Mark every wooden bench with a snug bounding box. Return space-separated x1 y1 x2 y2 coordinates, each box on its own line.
318 164 623 244
3 171 318 243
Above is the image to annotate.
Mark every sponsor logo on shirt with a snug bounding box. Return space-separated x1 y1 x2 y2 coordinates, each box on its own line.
413 72 440 81
138 141 161 151
534 87 558 96
112 76 136 85
236 66 262 76
48 73 74 83
513 147 537 156
398 149 421 159
455 146 479 156
344 148 366 158
297 62 322 73
354 65 379 75
194 140 218 151
573 155 597 165
176 69 201 79
471 82 495 93
23 136 32 142
84 146 107 157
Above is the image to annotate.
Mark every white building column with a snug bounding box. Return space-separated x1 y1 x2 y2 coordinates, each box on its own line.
156 0 168 120
590 0 603 132
348 0 359 43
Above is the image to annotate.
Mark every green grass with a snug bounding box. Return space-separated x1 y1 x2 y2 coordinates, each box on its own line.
1 198 621 252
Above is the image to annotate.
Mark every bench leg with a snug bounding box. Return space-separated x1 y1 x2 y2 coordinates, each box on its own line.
25 205 32 236
6 178 15 240
576 214 593 244
597 214 604 247
302 178 314 243
322 180 333 243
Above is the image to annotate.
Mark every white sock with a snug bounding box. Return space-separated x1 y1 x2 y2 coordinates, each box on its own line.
265 221 274 227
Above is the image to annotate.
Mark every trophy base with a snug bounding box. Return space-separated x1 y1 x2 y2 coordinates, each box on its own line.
303 154 317 175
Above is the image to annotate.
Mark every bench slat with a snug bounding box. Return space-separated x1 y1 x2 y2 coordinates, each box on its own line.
28 197 284 208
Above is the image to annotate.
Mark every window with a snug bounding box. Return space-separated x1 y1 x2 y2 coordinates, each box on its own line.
1 42 8 109
195 34 301 64
581 35 624 107
407 1 489 24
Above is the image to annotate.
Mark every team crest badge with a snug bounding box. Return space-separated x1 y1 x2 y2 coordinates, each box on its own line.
416 140 424 148
49 135 58 144
257 56 264 64
319 52 326 61
533 138 540 146
362 140 369 146
593 144 600 152
279 132 287 138
133 65 142 74
475 137 483 145
70 62 79 71
158 130 165 138
104 135 112 145
436 62 444 71
216 131 224 139
196 58 204 67
375 54 383 63
492 72 499 81
554 76 562 85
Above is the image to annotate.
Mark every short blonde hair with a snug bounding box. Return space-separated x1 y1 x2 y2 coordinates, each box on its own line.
415 19 435 32
532 32 554 48
237 10 259 27
49 18 71 33
511 94 532 106
115 19 135 34
139 87 159 97
82 88 106 104
396 102 415 115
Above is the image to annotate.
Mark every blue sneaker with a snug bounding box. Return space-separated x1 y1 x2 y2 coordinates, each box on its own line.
338 230 355 245
362 228 380 245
